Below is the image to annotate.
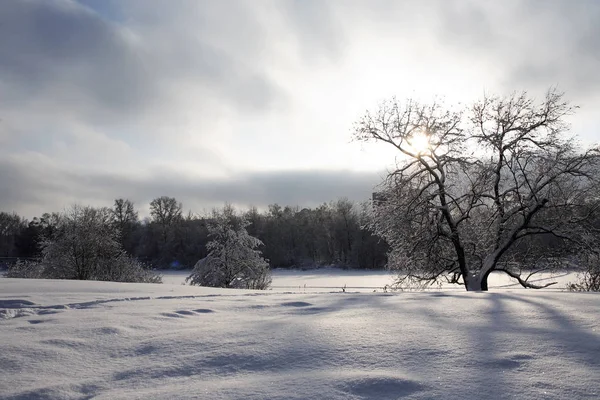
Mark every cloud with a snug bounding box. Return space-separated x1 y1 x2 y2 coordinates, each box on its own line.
427 0 600 101
1 0 599 218
501 0 600 100
0 0 288 130
0 0 152 123
0 153 381 218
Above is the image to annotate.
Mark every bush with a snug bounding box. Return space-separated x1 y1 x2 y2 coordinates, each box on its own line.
4 260 45 279
7 206 162 284
188 254 271 289
96 255 162 284
568 264 600 292
3 256 162 283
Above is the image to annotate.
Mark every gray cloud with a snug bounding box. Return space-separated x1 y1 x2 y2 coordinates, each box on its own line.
433 0 600 100
0 0 287 127
341 0 600 102
504 1 600 99
0 0 153 123
0 154 381 218
282 0 345 62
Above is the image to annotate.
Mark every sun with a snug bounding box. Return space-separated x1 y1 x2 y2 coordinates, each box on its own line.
407 132 431 155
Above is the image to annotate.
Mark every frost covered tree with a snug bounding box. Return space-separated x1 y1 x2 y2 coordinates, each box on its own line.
38 206 161 283
187 205 271 289
355 89 600 291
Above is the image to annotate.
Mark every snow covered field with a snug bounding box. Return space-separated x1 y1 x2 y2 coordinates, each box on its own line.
162 268 578 291
1 274 599 399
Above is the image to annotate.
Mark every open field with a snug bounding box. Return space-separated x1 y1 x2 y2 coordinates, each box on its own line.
1 273 598 399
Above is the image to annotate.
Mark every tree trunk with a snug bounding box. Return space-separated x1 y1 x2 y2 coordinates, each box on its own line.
465 264 494 291
465 273 483 291
480 269 493 291
478 256 498 291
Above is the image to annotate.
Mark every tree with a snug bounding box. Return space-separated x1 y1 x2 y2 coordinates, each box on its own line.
352 202 388 269
39 205 161 283
150 196 183 247
354 89 600 291
15 219 43 258
12 213 61 259
331 198 360 267
39 213 61 237
0 212 26 257
112 199 138 227
110 199 139 254
150 196 182 228
186 205 271 289
41 206 116 280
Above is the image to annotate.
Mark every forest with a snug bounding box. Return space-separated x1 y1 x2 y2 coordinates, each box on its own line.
0 196 388 271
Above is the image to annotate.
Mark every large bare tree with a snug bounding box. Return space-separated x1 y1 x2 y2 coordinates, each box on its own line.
355 90 600 291
150 196 182 244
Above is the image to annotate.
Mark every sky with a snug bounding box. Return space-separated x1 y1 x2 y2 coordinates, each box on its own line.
1 0 600 218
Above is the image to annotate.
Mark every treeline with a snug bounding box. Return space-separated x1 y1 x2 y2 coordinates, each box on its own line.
0 197 388 270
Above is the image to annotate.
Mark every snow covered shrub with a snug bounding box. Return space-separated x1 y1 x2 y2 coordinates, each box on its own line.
96 255 162 284
41 206 118 280
4 259 45 279
568 263 600 292
41 205 161 283
187 205 271 289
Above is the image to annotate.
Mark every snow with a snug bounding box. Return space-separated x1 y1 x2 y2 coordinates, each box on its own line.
1 275 599 399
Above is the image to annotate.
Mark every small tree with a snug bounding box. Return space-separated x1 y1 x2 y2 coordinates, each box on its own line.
187 205 271 289
354 89 600 291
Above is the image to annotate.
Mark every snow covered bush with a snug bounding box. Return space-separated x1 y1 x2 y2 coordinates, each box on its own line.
187 205 271 289
39 205 161 283
4 259 45 279
94 255 162 284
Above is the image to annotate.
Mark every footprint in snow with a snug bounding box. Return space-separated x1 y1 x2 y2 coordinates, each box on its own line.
174 310 196 316
38 309 64 315
342 376 426 399
160 309 215 318
281 301 313 307
486 353 534 369
160 312 186 318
